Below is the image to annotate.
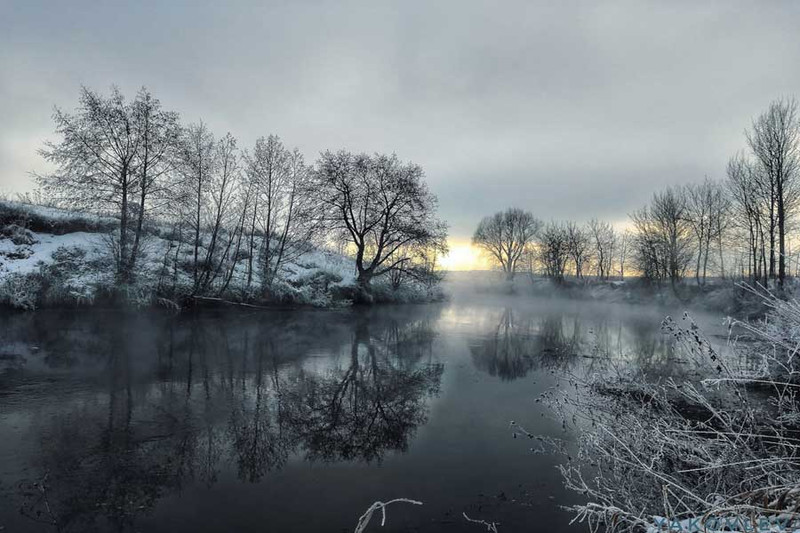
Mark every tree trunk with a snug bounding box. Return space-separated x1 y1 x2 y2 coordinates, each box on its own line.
119 168 130 284
778 178 786 289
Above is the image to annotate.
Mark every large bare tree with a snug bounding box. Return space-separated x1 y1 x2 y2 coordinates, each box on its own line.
37 86 180 284
472 208 541 281
314 151 447 295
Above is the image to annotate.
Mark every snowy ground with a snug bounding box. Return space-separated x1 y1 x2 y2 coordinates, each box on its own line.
0 231 105 276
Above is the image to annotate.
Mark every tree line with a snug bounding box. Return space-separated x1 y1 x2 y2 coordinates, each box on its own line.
35 86 447 301
473 98 800 289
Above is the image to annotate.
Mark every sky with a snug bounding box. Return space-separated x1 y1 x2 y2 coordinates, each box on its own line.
2 1 800 269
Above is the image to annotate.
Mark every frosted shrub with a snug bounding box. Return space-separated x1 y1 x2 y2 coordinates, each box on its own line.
38 246 99 306
540 285 800 533
1 223 38 245
0 272 42 310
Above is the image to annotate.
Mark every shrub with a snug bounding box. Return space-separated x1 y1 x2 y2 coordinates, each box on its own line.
0 272 42 310
1 224 38 245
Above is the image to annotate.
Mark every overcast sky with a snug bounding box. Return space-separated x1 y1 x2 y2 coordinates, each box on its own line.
2 0 800 242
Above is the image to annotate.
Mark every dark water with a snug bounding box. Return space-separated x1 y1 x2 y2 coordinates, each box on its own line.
0 293 703 532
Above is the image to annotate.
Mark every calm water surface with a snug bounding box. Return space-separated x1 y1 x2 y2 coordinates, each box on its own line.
0 291 713 532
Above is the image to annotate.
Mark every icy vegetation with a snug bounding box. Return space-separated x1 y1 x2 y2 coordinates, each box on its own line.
533 285 800 533
0 199 443 310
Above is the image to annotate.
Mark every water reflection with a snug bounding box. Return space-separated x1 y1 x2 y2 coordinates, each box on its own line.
469 309 590 380
6 309 443 532
0 300 710 533
468 305 682 381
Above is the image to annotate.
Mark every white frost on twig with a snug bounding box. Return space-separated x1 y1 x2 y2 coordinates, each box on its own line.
353 498 422 533
463 512 500 532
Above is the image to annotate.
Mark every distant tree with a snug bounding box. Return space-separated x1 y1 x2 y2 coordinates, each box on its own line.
630 187 694 287
588 219 616 280
747 98 800 288
472 208 542 281
565 221 591 279
539 222 570 283
617 229 630 280
685 178 729 285
313 151 447 296
727 153 768 285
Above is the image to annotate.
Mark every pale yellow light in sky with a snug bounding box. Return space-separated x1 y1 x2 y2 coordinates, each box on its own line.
439 239 492 271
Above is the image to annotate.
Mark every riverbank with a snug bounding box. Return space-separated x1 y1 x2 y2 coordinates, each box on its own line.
0 200 444 310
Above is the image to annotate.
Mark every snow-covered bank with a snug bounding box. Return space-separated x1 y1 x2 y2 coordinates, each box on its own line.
0 201 444 310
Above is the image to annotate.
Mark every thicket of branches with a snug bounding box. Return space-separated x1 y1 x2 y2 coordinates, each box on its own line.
33 85 447 303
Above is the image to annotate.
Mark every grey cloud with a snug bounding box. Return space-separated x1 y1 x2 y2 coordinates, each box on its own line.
2 0 800 239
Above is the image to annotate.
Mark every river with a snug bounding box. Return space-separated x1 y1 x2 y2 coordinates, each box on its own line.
0 288 719 532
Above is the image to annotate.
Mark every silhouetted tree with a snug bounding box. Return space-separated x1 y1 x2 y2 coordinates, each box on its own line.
630 187 693 287
588 219 617 279
565 221 591 279
539 222 570 282
313 151 447 296
472 208 541 281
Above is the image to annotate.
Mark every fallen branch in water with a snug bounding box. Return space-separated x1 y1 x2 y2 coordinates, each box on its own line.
354 498 423 533
463 511 500 532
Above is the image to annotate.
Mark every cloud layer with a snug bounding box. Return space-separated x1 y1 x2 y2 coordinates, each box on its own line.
3 0 800 239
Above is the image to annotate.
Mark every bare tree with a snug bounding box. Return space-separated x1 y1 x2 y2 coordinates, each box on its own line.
685 179 729 285
565 221 591 279
630 187 693 287
313 151 447 296
128 88 181 274
178 121 217 291
710 183 732 280
538 222 570 283
37 86 180 284
244 137 318 293
587 219 616 280
747 98 800 288
728 153 768 284
617 229 630 280
472 208 542 281
244 135 287 290
195 133 241 293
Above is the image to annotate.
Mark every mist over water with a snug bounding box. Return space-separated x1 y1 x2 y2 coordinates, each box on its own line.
0 283 720 532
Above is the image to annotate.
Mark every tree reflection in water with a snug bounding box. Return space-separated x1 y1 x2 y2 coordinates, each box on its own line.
283 318 443 462
469 307 676 381
12 308 443 532
469 309 584 380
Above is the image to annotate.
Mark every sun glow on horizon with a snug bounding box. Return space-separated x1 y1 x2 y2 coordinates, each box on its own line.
439 240 491 271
